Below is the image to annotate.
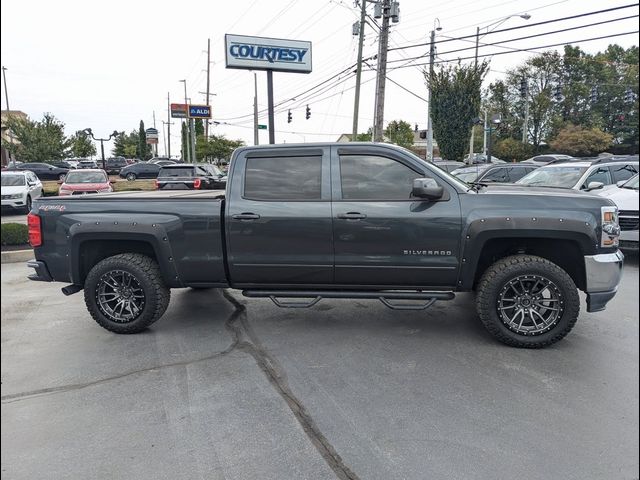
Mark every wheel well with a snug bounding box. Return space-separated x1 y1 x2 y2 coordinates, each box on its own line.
473 238 586 291
78 240 157 284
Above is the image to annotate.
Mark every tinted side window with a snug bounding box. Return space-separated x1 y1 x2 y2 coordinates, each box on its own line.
582 166 612 188
610 163 638 182
482 167 509 182
244 156 322 200
339 155 421 200
508 167 531 182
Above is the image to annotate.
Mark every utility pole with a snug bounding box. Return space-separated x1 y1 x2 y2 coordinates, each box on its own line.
426 28 436 161
152 111 158 156
373 0 391 142
267 71 275 144
468 26 481 159
179 79 190 162
351 0 367 140
205 38 211 140
166 92 171 158
1 66 9 111
522 94 530 144
253 72 259 145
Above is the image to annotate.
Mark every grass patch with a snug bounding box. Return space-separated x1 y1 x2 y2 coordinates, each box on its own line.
1 223 29 246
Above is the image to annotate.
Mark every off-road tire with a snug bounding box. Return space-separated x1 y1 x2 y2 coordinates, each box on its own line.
84 253 170 334
476 254 580 348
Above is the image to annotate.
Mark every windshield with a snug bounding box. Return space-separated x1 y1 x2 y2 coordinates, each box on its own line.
159 167 195 178
65 171 108 183
516 166 588 188
622 174 639 190
1 175 26 186
453 170 481 183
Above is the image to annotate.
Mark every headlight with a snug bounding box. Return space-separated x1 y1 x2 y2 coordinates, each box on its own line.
601 206 620 248
9 193 23 199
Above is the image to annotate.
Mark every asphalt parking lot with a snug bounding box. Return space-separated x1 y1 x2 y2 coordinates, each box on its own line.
1 256 638 480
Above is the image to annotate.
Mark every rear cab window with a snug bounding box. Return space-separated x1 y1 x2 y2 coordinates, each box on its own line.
244 155 322 201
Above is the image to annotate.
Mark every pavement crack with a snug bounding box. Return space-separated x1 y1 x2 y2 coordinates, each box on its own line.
221 289 361 480
1 306 244 404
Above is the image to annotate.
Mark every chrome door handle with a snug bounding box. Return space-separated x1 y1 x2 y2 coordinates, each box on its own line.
232 213 261 220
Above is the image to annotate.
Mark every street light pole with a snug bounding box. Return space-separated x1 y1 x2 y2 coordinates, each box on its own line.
83 128 120 171
351 0 367 140
1 66 9 111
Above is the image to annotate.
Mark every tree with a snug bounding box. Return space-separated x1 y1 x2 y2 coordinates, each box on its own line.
492 138 534 162
196 134 244 162
195 119 205 137
4 113 70 162
69 130 96 158
549 124 613 157
137 120 151 160
384 120 414 148
112 130 139 158
181 123 189 161
429 61 489 161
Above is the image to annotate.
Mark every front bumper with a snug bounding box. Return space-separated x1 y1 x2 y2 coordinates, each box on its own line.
584 250 624 312
1 198 26 209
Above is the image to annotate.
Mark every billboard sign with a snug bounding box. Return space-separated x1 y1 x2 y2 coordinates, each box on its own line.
146 137 158 145
145 128 159 139
170 103 188 118
225 34 312 73
188 105 212 119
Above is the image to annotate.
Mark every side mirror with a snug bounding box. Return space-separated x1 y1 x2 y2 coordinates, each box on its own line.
49 166 54 170
585 181 604 191
412 178 444 200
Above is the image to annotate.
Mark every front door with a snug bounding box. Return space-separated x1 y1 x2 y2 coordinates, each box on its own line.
227 147 333 285
331 146 462 287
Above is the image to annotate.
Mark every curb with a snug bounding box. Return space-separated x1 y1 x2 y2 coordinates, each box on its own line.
1 249 33 264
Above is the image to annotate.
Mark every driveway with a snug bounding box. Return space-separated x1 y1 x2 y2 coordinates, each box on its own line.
1 257 638 480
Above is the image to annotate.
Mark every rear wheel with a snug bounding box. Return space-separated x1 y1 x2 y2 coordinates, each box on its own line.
24 195 32 213
84 253 170 334
476 255 580 348
126 172 137 181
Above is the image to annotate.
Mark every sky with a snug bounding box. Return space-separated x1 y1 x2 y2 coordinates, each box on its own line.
1 0 638 157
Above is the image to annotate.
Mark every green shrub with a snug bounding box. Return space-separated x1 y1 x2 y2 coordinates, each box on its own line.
1 223 29 246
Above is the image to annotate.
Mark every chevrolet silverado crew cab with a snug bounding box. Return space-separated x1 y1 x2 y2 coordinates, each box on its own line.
27 143 624 348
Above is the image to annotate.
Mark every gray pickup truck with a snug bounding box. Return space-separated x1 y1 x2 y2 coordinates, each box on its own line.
27 143 624 348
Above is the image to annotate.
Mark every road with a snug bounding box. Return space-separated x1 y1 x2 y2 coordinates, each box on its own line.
1 256 638 480
1 211 27 224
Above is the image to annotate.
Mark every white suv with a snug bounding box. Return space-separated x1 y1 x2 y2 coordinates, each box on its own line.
516 158 639 191
1 171 43 212
596 174 639 251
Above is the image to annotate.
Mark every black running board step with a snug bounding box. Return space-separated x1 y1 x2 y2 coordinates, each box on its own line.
241 290 455 310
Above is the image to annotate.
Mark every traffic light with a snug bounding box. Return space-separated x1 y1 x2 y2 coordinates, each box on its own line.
519 78 528 98
305 105 310 120
590 86 598 103
553 84 563 102
419 130 427 139
287 110 292 124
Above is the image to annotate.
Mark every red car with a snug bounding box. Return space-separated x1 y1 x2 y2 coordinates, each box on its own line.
58 169 114 196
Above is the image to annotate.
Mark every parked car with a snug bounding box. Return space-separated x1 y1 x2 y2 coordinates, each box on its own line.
77 159 98 169
29 142 624 348
58 169 113 196
156 164 227 190
64 159 80 169
595 174 639 252
521 154 575 165
464 153 505 164
1 161 23 171
1 170 43 212
516 157 639 191
4 162 69 180
149 157 177 166
51 160 77 169
451 163 539 184
431 160 465 173
104 157 128 175
119 162 161 180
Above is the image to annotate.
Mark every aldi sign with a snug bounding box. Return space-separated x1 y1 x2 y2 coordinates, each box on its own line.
188 105 211 119
225 34 312 73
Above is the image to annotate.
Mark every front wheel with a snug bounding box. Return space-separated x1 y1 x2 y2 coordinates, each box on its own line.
24 196 32 213
84 253 170 334
126 172 137 181
475 255 580 348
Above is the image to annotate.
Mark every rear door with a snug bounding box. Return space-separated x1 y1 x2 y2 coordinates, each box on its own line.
331 145 462 287
226 147 333 285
